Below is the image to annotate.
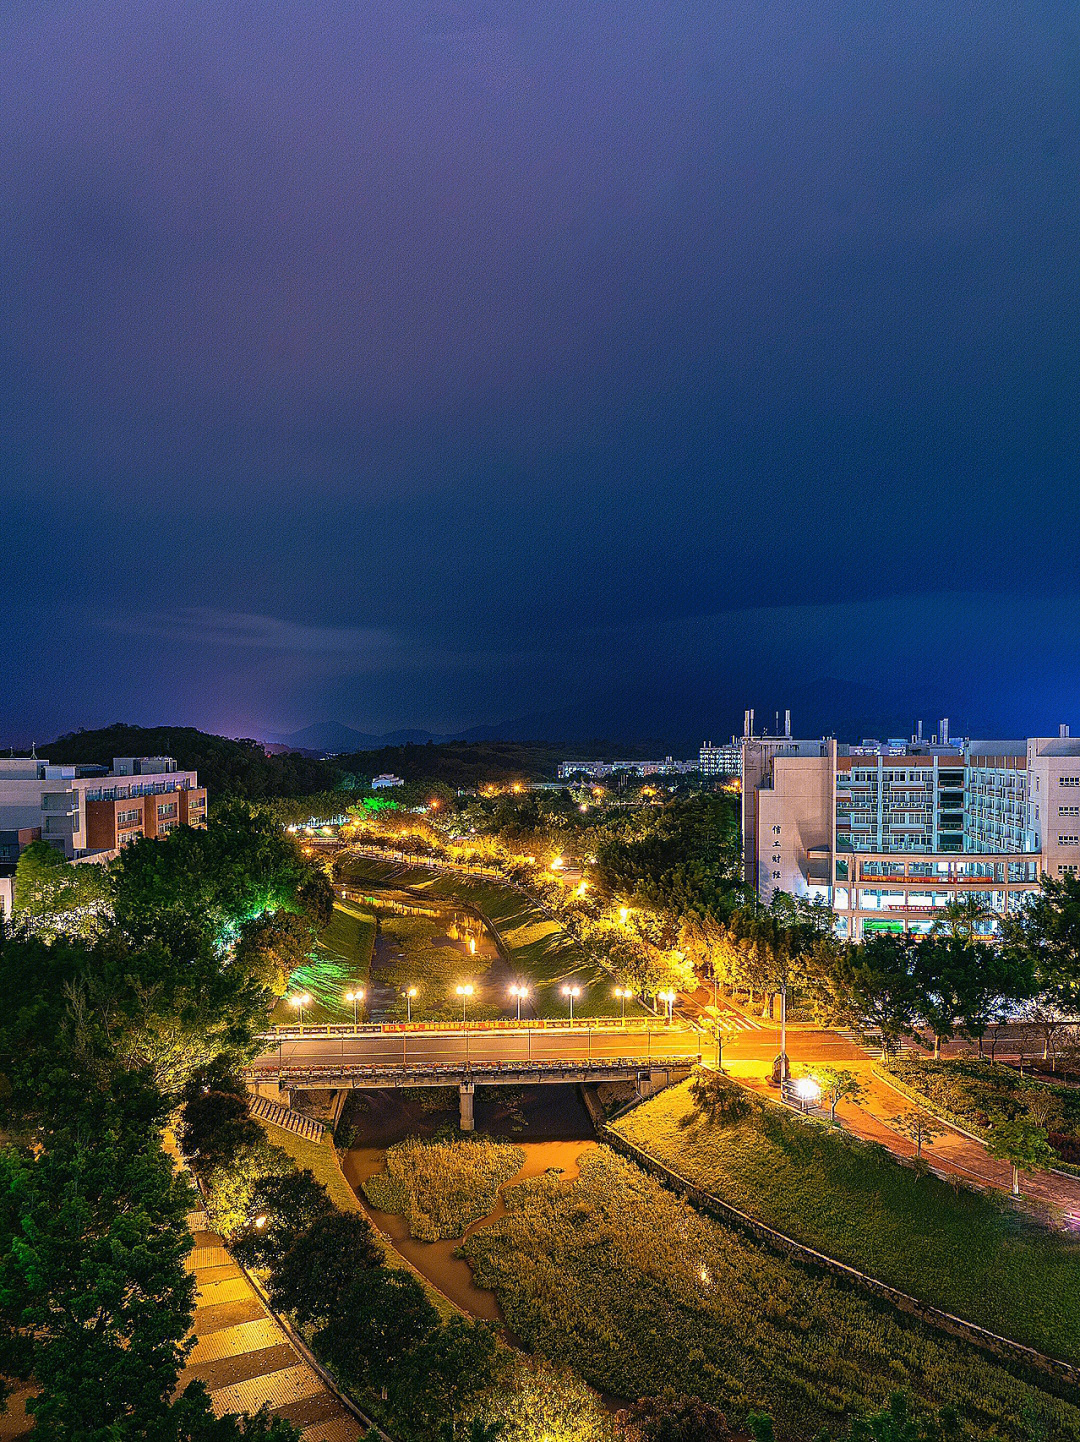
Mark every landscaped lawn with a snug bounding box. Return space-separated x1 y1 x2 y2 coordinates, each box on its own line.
340 856 647 1019
271 898 376 1025
881 1055 1080 1150
463 1147 1080 1441
612 1079 1080 1365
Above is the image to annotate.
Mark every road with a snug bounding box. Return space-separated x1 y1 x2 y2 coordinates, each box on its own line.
252 1025 700 1074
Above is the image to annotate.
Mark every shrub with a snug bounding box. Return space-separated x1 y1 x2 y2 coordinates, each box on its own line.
362 1135 525 1240
202 1135 293 1238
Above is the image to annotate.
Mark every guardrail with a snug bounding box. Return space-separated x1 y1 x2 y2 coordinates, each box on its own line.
261 1018 692 1039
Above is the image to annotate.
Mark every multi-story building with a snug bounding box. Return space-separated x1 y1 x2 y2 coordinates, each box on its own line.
742 727 1080 939
699 740 743 777
0 756 206 861
556 757 697 780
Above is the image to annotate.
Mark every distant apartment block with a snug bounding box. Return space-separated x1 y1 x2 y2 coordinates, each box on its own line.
370 773 405 789
0 755 206 861
556 757 698 780
699 740 743 777
741 724 1080 939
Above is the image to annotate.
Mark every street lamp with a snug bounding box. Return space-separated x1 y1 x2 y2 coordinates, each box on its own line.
562 984 581 1024
791 1076 821 1113
468 937 477 956
614 986 633 1022
618 906 629 924
509 984 529 1022
658 990 676 1024
345 988 365 1029
456 983 474 1026
290 992 313 1029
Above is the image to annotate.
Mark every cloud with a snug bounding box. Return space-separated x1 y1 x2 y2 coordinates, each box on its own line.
101 607 398 658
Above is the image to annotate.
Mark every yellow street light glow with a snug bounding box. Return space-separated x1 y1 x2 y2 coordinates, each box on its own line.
657 990 676 1003
345 989 365 1002
468 937 477 954
575 881 588 896
614 986 633 999
551 856 564 869
254 1215 268 1230
561 985 581 998
793 1077 821 1103
618 907 629 923
509 985 529 997
289 993 312 1007
406 987 419 999
456 984 475 997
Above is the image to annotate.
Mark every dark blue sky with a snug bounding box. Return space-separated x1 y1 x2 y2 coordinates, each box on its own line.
3 1 1079 746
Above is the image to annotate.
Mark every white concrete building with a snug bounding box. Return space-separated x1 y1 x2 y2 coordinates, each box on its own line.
741 728 1080 939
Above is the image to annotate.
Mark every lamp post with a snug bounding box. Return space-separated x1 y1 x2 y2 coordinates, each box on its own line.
509 984 528 1022
345 988 365 1030
562 984 580 1025
404 986 418 1022
614 986 633 1023
290 992 312 1030
658 990 676 1024
456 984 474 1065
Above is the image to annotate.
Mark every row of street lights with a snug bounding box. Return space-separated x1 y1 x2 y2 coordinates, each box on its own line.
286 979 672 1028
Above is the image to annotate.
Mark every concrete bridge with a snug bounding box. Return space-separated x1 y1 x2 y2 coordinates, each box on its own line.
246 1022 701 1129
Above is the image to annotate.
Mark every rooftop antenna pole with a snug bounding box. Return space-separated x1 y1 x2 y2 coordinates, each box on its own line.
784 709 791 737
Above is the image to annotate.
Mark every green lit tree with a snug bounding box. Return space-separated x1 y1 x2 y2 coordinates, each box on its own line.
812 1067 865 1124
266 1211 384 1328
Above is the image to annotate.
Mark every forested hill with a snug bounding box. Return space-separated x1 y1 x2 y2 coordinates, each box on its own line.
41 724 331 799
33 725 685 797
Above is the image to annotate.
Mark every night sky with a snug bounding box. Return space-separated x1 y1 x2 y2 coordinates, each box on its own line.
3 1 1080 747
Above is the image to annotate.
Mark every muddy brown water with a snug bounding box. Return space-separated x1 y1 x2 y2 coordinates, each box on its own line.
339 1086 596 1327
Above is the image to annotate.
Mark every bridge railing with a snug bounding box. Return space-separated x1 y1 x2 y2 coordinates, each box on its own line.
261 1018 697 1040
245 1053 701 1082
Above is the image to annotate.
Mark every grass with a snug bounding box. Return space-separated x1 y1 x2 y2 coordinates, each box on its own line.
463 1146 1080 1441
271 899 376 1025
612 1079 1080 1366
362 1135 526 1240
341 856 647 1019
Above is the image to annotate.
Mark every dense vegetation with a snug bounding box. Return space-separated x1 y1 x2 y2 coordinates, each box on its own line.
880 1056 1080 1149
362 1135 525 1239
464 1147 1080 1441
613 1077 1080 1364
0 808 332 1440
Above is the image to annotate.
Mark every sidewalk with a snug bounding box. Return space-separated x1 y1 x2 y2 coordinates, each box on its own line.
180 1202 364 1441
700 992 1080 1224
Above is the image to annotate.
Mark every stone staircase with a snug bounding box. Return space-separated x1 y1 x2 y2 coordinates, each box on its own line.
249 1093 326 1142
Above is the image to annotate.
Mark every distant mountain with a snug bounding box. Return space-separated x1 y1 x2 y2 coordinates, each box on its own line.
265 722 450 754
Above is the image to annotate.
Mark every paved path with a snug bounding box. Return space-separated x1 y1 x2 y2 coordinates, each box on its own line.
180 1203 364 1441
684 990 1080 1224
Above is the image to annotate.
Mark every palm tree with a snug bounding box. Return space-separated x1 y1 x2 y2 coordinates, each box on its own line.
930 895 991 946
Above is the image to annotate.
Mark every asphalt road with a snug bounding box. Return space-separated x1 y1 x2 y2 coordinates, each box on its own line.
252 1026 700 1072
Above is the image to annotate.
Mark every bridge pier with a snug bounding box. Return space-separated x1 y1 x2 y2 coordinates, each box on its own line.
459 1081 475 1131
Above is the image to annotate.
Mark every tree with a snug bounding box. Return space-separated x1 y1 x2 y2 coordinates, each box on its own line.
232 1170 334 1268
687 1069 754 1127
0 1076 196 1438
234 911 318 995
985 1117 1057 1196
886 1107 948 1159
12 840 108 936
911 936 964 1059
162 1383 302 1441
178 1088 262 1175
951 941 1032 1056
391 1315 499 1436
202 1136 294 1238
812 1067 865 1124
486 1354 615 1442
822 933 920 1052
266 1211 384 1328
314 1266 437 1396
1002 873 1080 1013
930 896 992 947
623 1389 731 1442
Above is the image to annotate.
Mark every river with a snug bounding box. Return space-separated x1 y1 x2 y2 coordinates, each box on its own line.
339 1085 597 1324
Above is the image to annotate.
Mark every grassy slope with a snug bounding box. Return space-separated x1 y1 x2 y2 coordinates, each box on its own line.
613 1080 1080 1365
272 899 376 1025
341 856 646 1019
464 1147 1080 1442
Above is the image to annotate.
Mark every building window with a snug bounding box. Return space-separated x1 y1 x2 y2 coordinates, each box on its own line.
1059 807 1080 817
1060 865 1078 876
1059 836 1080 846
1061 777 1080 787
117 809 140 827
